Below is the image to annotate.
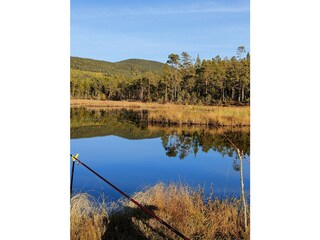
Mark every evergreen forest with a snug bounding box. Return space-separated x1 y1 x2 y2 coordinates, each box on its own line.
71 47 250 105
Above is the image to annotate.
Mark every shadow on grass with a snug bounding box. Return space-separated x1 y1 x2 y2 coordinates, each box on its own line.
103 205 173 240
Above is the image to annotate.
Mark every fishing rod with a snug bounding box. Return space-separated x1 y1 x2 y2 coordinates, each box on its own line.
70 154 190 240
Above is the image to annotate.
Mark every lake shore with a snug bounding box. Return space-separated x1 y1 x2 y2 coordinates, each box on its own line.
71 99 250 126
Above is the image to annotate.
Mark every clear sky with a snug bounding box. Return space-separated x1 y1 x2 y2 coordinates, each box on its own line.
71 0 250 63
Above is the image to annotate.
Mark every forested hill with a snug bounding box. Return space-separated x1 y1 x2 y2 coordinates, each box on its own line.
71 57 164 76
71 48 250 105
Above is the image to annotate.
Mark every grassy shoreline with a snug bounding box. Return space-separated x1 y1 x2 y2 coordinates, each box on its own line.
71 99 250 126
71 183 249 240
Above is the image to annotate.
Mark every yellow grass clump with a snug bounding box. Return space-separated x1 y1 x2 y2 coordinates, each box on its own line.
122 183 249 240
71 193 109 240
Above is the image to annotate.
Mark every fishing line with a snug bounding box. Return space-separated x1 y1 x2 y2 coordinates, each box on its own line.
211 121 249 164
70 154 190 240
224 162 232 196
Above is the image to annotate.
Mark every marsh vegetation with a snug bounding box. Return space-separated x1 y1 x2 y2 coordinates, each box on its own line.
71 183 249 240
71 99 250 126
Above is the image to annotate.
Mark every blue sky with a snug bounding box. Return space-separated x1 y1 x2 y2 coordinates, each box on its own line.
71 0 250 63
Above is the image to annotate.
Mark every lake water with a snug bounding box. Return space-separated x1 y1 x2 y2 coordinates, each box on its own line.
70 108 250 202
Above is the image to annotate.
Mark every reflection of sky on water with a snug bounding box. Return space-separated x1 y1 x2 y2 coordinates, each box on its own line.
71 135 250 201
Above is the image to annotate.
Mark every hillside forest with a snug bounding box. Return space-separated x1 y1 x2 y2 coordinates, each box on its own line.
70 46 250 105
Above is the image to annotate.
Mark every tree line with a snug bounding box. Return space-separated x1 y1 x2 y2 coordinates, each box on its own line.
70 47 250 105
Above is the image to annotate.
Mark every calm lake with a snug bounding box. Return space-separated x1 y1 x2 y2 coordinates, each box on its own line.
70 107 250 201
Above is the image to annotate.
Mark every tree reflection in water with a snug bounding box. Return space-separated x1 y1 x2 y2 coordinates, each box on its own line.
71 107 250 161
161 129 249 160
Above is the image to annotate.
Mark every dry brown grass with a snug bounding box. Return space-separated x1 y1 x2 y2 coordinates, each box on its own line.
128 183 249 239
147 106 249 126
71 184 249 240
71 99 250 126
71 194 109 240
122 183 250 240
71 98 167 109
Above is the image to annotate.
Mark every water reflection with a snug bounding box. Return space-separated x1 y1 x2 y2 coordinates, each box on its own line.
161 129 250 160
70 107 250 200
71 107 250 160
71 108 156 139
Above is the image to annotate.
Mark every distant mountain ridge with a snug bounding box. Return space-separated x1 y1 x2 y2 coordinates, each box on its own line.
71 56 164 76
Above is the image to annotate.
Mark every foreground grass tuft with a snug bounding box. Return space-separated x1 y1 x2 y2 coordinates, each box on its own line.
71 183 249 240
71 194 109 240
